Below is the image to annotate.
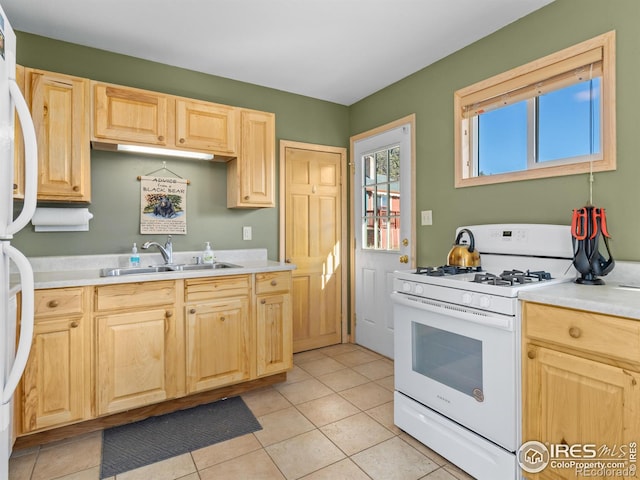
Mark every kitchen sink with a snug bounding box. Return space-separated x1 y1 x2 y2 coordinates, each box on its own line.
100 266 174 276
100 262 241 277
172 262 241 271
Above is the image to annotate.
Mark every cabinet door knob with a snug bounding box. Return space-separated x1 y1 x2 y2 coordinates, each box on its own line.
189 308 196 314
179 138 185 144
47 300 59 308
270 280 277 286
220 316 226 322
13 184 18 190
158 135 164 142
527 350 536 359
243 195 250 201
165 310 173 318
72 185 80 192
261 299 266 304
568 327 582 338
70 321 79 328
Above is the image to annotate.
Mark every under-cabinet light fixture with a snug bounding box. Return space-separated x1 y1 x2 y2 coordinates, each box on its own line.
116 144 214 161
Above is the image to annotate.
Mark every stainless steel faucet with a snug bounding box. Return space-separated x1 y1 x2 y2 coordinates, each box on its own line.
142 235 173 264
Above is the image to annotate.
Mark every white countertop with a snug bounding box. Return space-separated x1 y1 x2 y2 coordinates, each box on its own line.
519 261 640 320
11 248 295 291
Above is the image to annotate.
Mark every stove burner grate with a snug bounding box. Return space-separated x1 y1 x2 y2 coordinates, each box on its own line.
473 273 512 286
416 265 482 276
473 269 554 286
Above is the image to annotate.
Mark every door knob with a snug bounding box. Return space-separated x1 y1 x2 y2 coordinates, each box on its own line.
399 255 409 264
402 238 409 247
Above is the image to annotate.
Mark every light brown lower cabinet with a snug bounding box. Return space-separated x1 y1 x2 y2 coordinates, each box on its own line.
185 275 252 393
96 307 178 415
256 272 292 377
94 281 179 416
522 302 640 480
186 297 251 392
21 288 91 433
18 272 292 436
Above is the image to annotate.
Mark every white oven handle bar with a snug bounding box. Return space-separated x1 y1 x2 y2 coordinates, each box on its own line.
390 292 514 331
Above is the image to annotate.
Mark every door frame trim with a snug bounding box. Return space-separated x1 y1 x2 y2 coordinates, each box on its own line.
279 140 349 344
349 114 416 345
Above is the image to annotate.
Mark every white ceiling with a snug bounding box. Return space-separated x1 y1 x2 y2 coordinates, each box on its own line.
2 0 554 106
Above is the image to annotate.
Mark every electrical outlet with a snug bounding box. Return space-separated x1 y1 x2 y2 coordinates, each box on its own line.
242 226 252 241
421 210 433 226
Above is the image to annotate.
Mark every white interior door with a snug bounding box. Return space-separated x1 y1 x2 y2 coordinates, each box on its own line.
353 116 414 358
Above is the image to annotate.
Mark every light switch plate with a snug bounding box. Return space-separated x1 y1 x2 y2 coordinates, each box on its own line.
421 210 433 226
242 226 252 240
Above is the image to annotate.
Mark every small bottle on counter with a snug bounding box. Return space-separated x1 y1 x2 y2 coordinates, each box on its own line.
203 242 214 264
130 243 140 267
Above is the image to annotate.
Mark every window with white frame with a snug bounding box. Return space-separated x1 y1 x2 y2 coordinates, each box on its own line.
454 31 615 188
361 146 401 251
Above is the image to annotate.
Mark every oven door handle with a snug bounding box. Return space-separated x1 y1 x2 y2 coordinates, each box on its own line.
391 292 513 331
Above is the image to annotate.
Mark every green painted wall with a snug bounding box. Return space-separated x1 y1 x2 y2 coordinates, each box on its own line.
350 0 640 265
12 33 349 259
13 0 640 267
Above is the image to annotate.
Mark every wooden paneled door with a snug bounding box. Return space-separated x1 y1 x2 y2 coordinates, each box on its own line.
280 142 347 353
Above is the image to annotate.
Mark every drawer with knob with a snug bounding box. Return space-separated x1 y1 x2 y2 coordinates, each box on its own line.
185 275 250 302
95 280 176 311
35 287 85 318
523 302 640 366
256 271 291 295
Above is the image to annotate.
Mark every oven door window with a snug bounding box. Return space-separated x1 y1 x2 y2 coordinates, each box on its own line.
412 322 483 399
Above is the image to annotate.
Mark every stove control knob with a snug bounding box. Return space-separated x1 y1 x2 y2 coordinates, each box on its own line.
415 284 424 295
402 282 412 293
462 293 473 305
479 296 491 308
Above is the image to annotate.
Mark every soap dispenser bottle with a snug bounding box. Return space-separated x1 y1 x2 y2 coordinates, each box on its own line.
130 243 140 267
203 242 214 264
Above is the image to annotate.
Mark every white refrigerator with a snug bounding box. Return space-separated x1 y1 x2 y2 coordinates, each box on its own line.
0 3 38 478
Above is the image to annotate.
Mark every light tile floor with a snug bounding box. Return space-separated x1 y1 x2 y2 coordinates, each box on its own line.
9 343 476 480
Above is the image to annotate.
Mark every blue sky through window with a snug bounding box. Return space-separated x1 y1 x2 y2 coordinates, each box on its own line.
477 78 601 175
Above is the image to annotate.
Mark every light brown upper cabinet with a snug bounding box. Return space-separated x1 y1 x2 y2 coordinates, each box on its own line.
26 69 91 202
227 109 276 208
93 83 169 146
175 99 236 155
92 82 237 158
13 64 25 199
91 81 276 208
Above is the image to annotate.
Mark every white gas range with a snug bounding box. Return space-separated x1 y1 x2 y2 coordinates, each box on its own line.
392 224 576 480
